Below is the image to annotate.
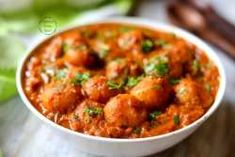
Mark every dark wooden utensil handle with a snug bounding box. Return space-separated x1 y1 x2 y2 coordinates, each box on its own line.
167 0 235 59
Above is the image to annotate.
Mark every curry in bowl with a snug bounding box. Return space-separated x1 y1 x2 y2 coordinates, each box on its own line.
22 23 219 138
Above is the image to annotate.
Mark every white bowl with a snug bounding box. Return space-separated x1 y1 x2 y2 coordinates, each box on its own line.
16 17 226 157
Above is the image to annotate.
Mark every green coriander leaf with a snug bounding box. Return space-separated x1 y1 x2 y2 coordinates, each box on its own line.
144 56 169 76
155 39 168 47
205 83 212 92
149 111 161 121
154 62 169 76
74 44 87 51
144 63 155 73
127 76 142 87
173 115 180 125
169 77 180 85
133 127 141 134
107 80 124 90
84 107 103 117
97 42 110 59
55 68 68 80
141 39 154 53
71 73 90 85
62 42 70 53
192 59 200 74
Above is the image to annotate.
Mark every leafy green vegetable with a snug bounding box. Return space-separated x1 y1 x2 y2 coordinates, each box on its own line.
133 127 141 134
84 106 103 117
71 73 90 85
0 72 17 102
0 0 134 102
149 111 161 121
154 63 168 76
0 0 134 34
155 39 168 47
0 35 25 101
173 115 180 125
107 80 124 90
0 36 25 69
126 76 142 87
144 56 169 76
169 77 180 85
141 39 154 53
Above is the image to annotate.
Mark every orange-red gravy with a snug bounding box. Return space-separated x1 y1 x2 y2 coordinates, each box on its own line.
23 23 220 138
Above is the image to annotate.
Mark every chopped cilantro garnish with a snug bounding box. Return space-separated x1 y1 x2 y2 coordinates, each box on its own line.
192 59 200 74
173 115 180 125
205 83 212 92
141 39 154 53
74 44 87 51
133 127 141 134
84 107 103 117
144 56 169 76
155 39 168 47
55 68 68 80
127 76 142 87
107 80 124 90
62 42 87 53
62 42 70 53
97 43 110 58
154 62 168 76
169 77 180 85
149 111 161 121
71 73 90 85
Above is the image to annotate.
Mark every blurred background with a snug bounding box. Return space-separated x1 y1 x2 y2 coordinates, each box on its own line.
0 0 234 157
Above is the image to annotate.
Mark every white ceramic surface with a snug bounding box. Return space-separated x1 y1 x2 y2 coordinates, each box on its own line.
16 17 226 157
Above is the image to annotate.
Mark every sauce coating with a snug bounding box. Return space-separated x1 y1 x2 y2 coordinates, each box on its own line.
23 23 220 138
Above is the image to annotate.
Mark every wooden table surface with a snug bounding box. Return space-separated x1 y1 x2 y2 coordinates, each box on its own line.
1 0 235 157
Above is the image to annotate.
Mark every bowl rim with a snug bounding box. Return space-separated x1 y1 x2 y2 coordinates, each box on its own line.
16 17 226 143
